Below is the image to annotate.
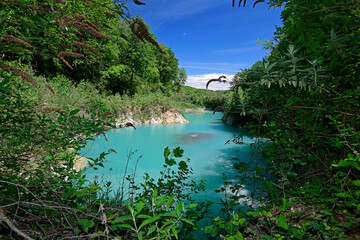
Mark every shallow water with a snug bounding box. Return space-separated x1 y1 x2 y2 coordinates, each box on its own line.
80 110 255 202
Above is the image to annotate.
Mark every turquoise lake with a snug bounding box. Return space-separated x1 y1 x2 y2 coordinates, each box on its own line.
80 110 256 203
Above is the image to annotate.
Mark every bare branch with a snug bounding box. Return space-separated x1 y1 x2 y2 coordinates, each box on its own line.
0 209 34 240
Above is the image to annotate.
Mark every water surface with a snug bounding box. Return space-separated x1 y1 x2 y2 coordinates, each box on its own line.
80 110 255 202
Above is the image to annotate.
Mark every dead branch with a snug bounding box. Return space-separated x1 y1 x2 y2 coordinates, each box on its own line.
0 209 34 240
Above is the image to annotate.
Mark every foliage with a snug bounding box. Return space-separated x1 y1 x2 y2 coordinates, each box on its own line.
134 147 205 202
177 67 188 85
0 0 184 96
112 189 197 240
173 86 232 110
0 72 114 238
221 0 360 238
204 213 246 240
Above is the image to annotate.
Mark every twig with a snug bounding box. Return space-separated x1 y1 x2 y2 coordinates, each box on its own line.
331 169 351 211
0 209 34 240
0 180 46 206
289 105 360 117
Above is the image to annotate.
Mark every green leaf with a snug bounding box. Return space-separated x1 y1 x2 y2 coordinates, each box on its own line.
159 220 173 230
277 220 288 230
152 188 158 203
75 188 88 197
164 147 170 160
353 180 360 187
165 158 176 166
78 219 94 233
238 218 246 224
235 231 244 240
263 211 272 217
125 202 133 213
175 201 183 217
332 160 351 168
138 216 160 230
155 194 168 208
181 218 194 226
276 215 288 230
247 211 260 217
135 201 144 215
147 225 157 236
188 203 198 209
173 147 184 157
166 195 175 209
70 109 80 115
113 215 132 223
204 225 218 237
90 231 105 238
116 223 135 231
278 214 288 222
336 192 351 198
178 160 188 171
171 226 178 239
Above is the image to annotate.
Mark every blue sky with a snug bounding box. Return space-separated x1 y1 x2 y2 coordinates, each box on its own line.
127 0 283 90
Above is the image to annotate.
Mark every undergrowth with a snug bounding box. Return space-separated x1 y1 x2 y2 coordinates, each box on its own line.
17 70 228 121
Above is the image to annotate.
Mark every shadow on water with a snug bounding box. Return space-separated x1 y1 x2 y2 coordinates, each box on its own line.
174 132 215 144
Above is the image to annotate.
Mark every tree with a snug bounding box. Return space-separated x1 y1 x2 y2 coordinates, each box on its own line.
177 67 188 85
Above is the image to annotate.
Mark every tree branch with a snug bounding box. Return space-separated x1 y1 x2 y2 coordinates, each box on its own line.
0 209 34 240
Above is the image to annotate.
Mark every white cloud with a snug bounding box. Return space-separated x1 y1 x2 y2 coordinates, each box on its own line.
185 73 234 91
180 61 247 74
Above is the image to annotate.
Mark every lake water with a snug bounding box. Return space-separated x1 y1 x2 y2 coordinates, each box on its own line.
80 110 256 203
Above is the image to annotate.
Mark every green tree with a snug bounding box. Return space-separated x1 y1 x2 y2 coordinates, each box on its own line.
177 67 187 85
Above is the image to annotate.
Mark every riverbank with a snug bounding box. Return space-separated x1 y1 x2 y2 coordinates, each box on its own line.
114 107 189 128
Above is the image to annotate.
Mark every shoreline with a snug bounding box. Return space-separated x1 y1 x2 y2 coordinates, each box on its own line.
75 108 190 171
114 108 189 128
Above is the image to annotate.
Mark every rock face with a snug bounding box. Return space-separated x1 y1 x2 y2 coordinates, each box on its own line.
223 113 236 126
73 155 88 172
74 108 188 171
222 112 256 126
115 109 188 128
